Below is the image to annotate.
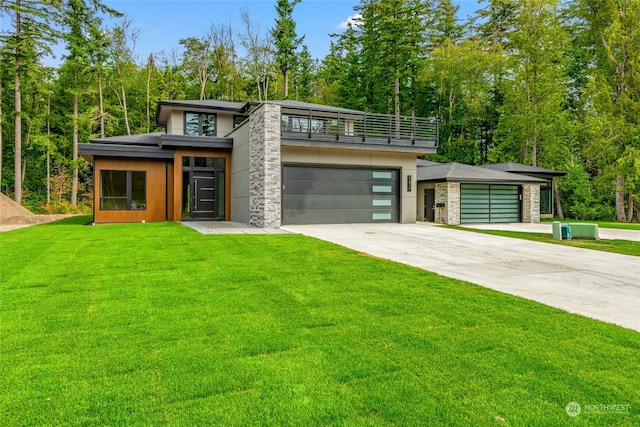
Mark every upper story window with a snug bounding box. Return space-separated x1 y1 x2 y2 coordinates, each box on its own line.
185 112 216 136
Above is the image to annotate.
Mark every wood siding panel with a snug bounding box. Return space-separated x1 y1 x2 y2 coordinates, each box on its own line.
94 158 170 223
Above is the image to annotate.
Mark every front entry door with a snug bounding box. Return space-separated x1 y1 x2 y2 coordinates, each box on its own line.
182 156 226 220
192 172 216 219
424 189 435 221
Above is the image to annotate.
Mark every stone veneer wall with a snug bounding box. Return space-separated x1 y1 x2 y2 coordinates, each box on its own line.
522 184 540 223
447 182 461 224
434 182 460 224
249 103 281 228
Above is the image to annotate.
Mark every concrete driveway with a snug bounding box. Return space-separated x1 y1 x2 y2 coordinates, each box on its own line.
282 223 640 332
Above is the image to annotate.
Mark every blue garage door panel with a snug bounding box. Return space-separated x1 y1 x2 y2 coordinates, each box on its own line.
283 166 398 225
461 184 520 223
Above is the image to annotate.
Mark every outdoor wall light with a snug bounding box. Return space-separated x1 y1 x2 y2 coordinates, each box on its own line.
407 174 412 192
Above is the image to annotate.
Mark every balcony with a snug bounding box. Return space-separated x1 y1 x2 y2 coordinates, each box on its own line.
280 106 439 154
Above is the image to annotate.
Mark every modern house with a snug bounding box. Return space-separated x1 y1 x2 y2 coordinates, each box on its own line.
416 160 547 224
481 163 566 219
80 100 439 227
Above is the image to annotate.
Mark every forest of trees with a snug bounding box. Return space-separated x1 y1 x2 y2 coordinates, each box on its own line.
1 0 638 221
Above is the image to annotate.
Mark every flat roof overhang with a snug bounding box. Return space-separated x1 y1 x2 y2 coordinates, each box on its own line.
159 134 233 149
79 143 175 162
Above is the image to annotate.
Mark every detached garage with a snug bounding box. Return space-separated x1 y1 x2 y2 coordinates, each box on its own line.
460 184 520 223
282 165 399 225
416 161 546 225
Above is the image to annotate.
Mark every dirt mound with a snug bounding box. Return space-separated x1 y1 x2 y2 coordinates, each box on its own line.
0 193 77 232
0 192 37 224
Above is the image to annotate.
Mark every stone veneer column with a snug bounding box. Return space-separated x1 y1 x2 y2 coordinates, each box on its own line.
434 183 448 223
249 103 281 228
522 184 540 223
434 182 460 224
447 182 461 225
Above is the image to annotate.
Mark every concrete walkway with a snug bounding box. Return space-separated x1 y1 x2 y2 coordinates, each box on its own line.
282 223 640 332
462 222 640 242
181 221 290 234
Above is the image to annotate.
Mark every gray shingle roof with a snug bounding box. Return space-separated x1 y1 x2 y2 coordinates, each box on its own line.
482 162 566 176
158 100 246 111
417 162 546 183
417 158 442 167
89 132 163 146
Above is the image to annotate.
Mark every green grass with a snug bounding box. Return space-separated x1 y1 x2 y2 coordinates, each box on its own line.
449 226 640 257
542 219 640 231
1 216 639 426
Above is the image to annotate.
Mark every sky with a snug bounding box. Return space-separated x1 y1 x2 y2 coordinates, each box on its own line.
1 0 483 66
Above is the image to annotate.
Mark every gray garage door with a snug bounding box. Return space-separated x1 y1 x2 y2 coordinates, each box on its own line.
460 184 520 223
283 166 398 225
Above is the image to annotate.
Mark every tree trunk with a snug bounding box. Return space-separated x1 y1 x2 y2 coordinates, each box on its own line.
121 85 131 135
0 79 3 190
47 93 51 204
628 191 634 223
99 73 105 138
553 179 564 219
146 54 153 133
71 94 78 206
14 5 22 203
284 69 289 99
14 62 22 204
615 175 627 222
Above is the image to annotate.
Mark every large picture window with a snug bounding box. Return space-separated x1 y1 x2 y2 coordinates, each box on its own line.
100 170 146 210
185 112 216 136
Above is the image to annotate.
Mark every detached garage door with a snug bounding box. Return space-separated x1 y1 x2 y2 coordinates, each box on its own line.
460 184 520 223
283 166 398 225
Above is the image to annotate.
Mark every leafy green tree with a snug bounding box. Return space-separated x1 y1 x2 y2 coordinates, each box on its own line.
490 0 573 171
424 39 500 164
576 0 640 222
240 9 274 101
271 0 304 98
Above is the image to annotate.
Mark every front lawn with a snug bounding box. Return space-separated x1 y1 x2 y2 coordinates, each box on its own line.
1 217 638 426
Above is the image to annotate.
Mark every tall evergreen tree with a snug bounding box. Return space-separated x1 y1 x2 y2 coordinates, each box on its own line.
1 0 60 204
271 0 304 98
59 0 120 205
355 0 428 118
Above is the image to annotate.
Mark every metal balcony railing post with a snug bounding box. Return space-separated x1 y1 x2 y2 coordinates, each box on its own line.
363 114 367 142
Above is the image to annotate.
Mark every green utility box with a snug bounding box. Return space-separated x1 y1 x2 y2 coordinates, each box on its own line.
561 225 572 240
567 223 599 240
